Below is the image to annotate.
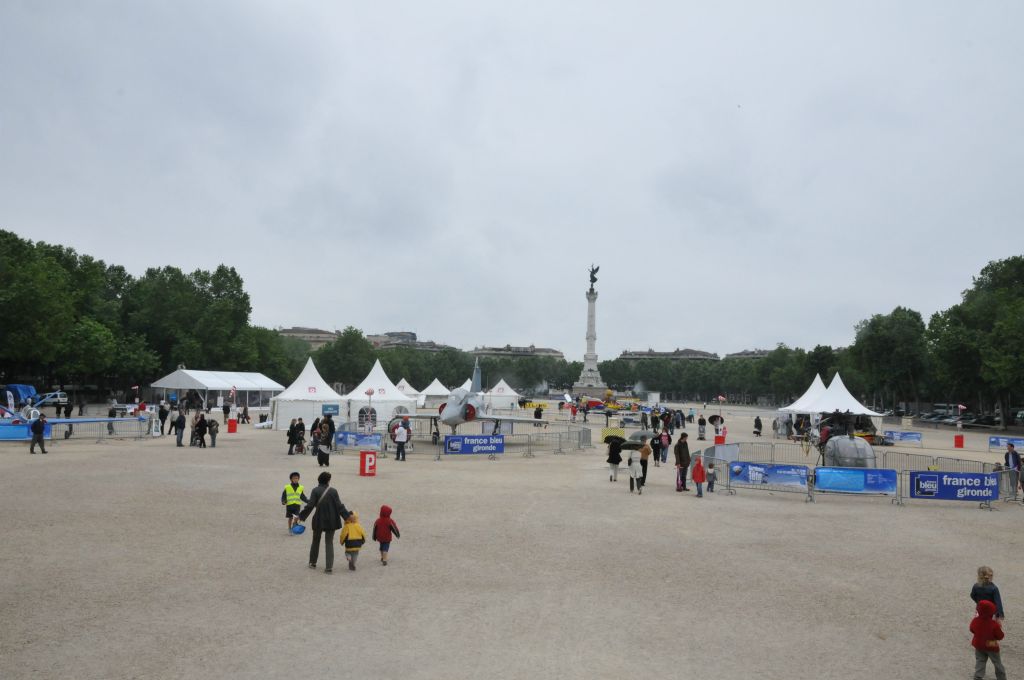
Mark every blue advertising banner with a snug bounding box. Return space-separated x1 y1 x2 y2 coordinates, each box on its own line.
321 404 340 416
909 472 999 501
336 432 382 449
0 421 52 441
988 436 1024 451
814 467 898 496
884 431 922 444
728 461 808 488
444 435 505 454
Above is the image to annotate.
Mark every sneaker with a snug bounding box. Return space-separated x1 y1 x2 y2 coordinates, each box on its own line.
348 562 355 571
609 475 613 482
325 569 332 574
308 563 316 569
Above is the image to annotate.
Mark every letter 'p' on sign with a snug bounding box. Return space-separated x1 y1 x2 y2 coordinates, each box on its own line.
359 451 376 477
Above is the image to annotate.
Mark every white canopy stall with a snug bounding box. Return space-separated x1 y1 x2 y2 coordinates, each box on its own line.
484 379 521 411
151 369 283 411
341 360 418 428
420 378 451 409
269 359 345 430
778 374 827 414
396 378 426 408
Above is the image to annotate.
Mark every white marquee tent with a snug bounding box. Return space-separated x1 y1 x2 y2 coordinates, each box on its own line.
805 373 883 417
420 378 450 408
270 358 345 430
396 378 426 408
778 374 827 414
151 369 283 408
484 379 521 411
341 360 418 426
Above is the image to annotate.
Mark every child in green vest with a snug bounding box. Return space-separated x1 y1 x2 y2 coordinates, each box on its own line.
281 472 308 533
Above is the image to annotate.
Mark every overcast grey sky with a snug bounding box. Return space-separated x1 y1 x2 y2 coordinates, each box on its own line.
3 2 1023 361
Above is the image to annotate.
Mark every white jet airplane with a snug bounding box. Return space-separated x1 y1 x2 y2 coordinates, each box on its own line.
386 359 547 436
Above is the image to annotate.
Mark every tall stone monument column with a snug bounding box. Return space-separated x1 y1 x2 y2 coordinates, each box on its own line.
573 266 606 397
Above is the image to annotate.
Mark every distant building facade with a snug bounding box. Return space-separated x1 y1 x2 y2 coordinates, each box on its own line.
471 344 565 360
723 349 771 360
278 327 338 350
367 331 456 353
618 348 719 361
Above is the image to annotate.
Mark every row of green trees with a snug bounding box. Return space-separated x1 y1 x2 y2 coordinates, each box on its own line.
0 230 309 390
2 229 1020 418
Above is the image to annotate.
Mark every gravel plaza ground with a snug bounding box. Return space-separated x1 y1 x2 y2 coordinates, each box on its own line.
1 405 1021 679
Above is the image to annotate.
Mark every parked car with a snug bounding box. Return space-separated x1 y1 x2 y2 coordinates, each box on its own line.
964 415 998 428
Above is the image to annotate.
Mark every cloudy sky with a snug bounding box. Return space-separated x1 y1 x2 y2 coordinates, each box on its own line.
3 2 1023 360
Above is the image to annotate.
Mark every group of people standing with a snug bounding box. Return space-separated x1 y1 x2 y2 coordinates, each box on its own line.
606 432 712 497
286 415 336 467
158 404 220 447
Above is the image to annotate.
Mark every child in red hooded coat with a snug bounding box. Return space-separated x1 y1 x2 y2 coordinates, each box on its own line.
372 505 401 566
970 599 1006 680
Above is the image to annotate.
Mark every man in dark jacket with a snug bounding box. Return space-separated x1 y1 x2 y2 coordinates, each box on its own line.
1005 443 1021 499
173 411 186 447
194 414 208 448
299 472 352 573
674 432 690 491
29 415 48 454
323 414 336 451
158 404 169 435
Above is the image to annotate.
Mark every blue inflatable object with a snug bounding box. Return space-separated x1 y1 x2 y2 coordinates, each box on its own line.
291 524 306 535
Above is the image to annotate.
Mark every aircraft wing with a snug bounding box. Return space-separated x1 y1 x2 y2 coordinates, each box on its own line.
476 414 549 425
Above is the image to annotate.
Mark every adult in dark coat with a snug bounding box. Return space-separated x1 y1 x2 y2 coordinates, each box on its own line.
29 415 47 454
194 414 208 448
173 411 186 447
674 433 691 491
158 405 169 434
323 414 336 451
753 416 763 437
299 472 352 573
606 438 623 482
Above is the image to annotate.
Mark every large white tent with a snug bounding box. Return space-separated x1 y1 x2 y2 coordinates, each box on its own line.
420 378 450 408
151 369 283 409
805 373 883 417
341 360 417 427
396 378 426 408
270 358 345 430
778 374 827 413
484 379 521 411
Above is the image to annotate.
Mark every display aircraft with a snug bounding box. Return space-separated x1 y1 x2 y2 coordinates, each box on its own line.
387 359 547 435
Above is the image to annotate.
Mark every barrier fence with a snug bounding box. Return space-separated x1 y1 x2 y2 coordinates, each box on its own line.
33 416 155 443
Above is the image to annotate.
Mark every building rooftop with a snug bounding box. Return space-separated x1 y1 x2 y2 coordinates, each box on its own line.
619 348 720 360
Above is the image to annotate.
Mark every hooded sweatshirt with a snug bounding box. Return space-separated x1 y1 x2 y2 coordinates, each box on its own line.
970 600 1004 652
339 512 366 552
691 457 707 484
373 505 401 543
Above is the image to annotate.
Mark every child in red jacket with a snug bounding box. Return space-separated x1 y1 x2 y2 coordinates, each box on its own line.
372 505 401 566
970 599 1006 680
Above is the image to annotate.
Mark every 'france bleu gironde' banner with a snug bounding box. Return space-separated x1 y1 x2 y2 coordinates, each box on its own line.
814 467 898 495
444 435 505 454
729 461 808 489
909 471 999 502
336 432 382 449
884 431 922 444
989 436 1024 450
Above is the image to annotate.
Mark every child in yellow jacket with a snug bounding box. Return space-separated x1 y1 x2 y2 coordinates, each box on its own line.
339 511 367 571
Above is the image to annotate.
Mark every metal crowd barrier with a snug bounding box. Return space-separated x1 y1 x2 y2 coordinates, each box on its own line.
997 468 1021 503
45 416 155 443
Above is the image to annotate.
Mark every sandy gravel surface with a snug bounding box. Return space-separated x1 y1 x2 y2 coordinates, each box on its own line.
1 414 1021 680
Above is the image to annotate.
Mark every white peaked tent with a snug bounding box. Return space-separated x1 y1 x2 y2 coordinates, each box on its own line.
341 360 418 425
805 373 883 417
396 378 426 408
270 358 345 430
779 374 827 413
420 378 450 408
484 379 521 410
457 378 473 392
